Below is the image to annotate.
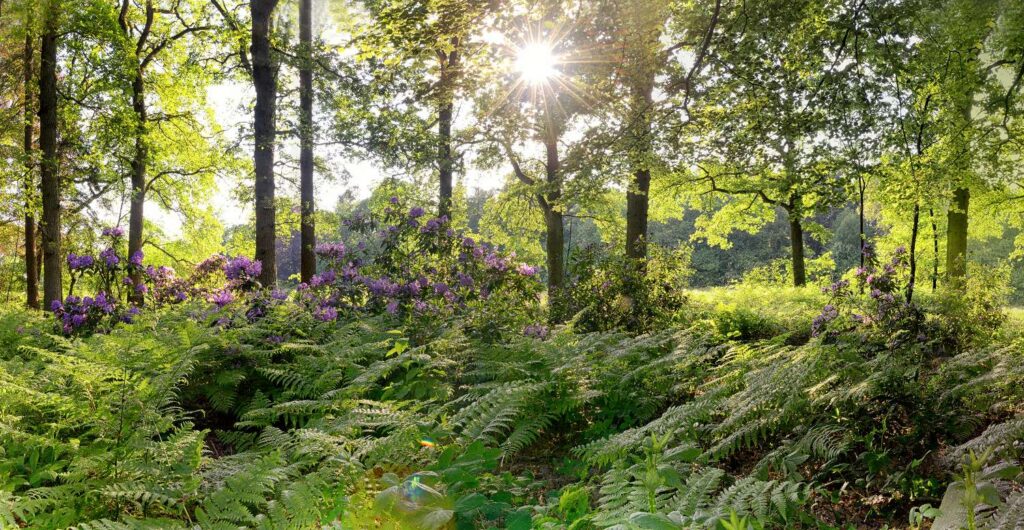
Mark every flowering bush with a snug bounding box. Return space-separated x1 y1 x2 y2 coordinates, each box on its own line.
563 243 691 333
299 198 543 339
51 228 273 336
811 245 927 349
53 228 152 335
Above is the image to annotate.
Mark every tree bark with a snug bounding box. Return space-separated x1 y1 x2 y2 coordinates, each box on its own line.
625 77 654 261
23 32 38 309
946 186 968 286
39 7 61 308
437 42 458 218
787 210 806 287
930 207 938 291
543 130 564 322
625 167 651 260
858 176 866 270
907 202 920 303
298 0 315 283
252 0 279 286
127 71 147 303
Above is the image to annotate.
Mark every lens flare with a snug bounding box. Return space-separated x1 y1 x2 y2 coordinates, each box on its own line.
419 437 436 448
515 43 557 85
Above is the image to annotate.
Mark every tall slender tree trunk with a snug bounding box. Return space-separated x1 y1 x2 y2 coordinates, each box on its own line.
127 72 147 302
543 130 564 323
907 203 920 303
946 187 968 286
437 42 459 218
23 32 38 309
788 211 806 287
930 208 938 291
39 7 61 308
625 79 654 261
252 0 280 286
298 0 315 283
858 176 866 269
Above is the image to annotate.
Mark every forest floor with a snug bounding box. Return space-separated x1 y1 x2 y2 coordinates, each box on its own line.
2 284 1024 529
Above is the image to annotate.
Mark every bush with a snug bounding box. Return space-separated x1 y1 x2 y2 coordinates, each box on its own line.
563 243 690 333
299 197 544 341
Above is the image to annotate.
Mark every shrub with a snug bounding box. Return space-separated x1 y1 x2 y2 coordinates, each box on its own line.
563 243 690 333
298 197 543 340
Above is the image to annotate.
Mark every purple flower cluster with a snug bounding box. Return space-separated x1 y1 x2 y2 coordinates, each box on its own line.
297 199 543 333
51 292 117 335
223 256 262 283
102 226 125 238
315 242 347 260
523 323 550 339
813 246 925 345
210 290 235 307
68 253 95 270
99 247 120 268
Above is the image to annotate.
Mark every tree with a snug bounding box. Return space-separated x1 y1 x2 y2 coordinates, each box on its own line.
21 5 37 308
606 0 722 263
38 0 60 307
616 0 667 261
298 0 315 283
252 0 280 286
116 0 214 301
474 2 616 321
679 0 853 287
331 0 489 217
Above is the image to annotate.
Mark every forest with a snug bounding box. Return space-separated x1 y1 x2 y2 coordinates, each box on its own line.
1 0 1024 528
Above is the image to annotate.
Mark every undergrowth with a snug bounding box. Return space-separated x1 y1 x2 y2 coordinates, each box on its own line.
1 281 1022 529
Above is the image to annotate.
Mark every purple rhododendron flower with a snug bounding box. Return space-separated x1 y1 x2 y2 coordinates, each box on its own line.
310 270 337 288
223 256 262 281
100 248 120 267
386 300 400 314
210 290 234 307
524 324 549 339
517 264 537 276
102 226 125 238
315 306 338 322
130 250 144 266
421 217 444 233
68 253 95 270
408 206 425 218
315 242 346 260
270 289 288 301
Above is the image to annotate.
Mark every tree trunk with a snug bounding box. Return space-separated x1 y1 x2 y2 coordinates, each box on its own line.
907 202 920 303
298 0 315 283
252 0 279 286
23 32 38 309
625 60 655 261
946 187 968 287
787 209 806 287
858 176 865 269
930 208 938 291
39 9 61 308
127 71 147 303
625 167 650 259
437 42 458 218
543 130 564 322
